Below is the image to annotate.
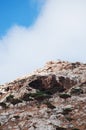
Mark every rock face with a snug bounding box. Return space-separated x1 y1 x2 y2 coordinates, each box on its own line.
29 75 65 93
0 60 86 130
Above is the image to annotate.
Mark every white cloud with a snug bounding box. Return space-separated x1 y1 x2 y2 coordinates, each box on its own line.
0 0 86 84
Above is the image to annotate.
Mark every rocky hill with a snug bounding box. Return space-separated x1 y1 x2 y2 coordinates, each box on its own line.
0 60 86 130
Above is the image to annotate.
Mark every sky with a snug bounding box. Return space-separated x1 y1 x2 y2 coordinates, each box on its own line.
0 0 86 84
0 0 45 36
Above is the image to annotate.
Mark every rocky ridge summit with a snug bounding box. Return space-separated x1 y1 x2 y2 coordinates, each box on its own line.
0 60 86 130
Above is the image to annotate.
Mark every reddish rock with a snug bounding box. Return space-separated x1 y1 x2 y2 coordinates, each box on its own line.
0 60 86 130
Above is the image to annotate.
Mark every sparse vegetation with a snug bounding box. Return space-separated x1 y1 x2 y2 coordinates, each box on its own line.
62 107 72 115
56 126 67 130
22 91 51 102
45 101 56 109
10 98 22 106
6 94 22 106
65 116 73 122
59 93 71 100
6 94 14 102
0 102 8 109
29 91 51 101
21 93 33 102
72 128 80 130
70 87 83 95
13 115 20 119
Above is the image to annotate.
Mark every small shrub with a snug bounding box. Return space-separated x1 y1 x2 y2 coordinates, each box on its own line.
6 94 14 102
70 87 83 95
59 93 71 100
13 115 20 119
62 107 72 115
72 128 80 130
28 91 51 101
22 93 33 102
0 102 8 109
66 116 73 121
56 126 67 130
10 98 22 106
45 101 56 109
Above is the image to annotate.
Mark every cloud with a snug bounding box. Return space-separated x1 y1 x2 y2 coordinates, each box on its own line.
28 0 46 13
0 0 86 84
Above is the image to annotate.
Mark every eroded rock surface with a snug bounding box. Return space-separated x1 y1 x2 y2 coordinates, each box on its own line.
0 60 86 130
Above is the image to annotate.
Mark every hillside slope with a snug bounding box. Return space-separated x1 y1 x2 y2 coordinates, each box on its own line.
0 61 86 130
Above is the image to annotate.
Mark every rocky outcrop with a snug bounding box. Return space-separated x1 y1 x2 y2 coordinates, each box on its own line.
0 60 86 130
28 74 66 93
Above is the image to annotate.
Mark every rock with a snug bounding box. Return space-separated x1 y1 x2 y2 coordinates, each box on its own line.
29 74 65 93
0 60 86 130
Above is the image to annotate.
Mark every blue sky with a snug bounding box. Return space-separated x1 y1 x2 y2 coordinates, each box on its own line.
0 0 86 84
0 0 45 36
